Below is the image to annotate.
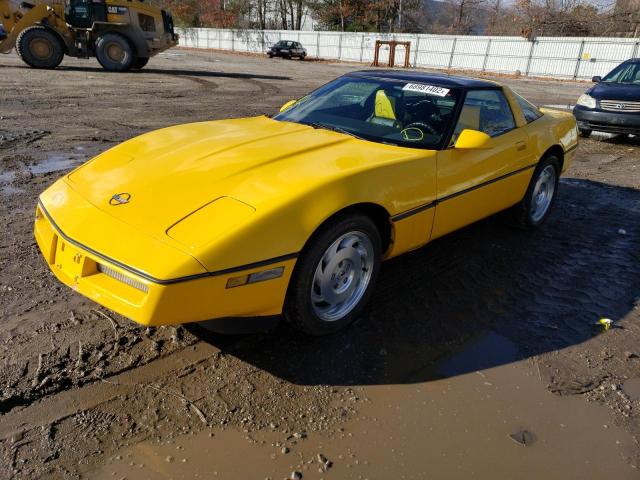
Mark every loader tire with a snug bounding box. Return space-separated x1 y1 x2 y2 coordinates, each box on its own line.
95 33 134 72
132 57 149 70
16 26 64 69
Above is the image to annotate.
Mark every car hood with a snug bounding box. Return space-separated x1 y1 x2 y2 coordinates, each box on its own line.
65 116 419 245
588 82 640 101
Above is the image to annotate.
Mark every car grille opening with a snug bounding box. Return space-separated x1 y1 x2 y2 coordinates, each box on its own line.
599 100 640 112
98 264 149 293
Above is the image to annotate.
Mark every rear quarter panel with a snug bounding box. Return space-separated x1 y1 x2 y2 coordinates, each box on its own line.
505 86 578 172
535 108 579 172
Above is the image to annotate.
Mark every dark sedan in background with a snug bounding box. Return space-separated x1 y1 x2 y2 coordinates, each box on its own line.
267 40 306 60
573 58 640 137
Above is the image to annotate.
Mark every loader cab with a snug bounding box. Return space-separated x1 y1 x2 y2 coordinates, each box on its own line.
161 9 176 41
65 0 107 29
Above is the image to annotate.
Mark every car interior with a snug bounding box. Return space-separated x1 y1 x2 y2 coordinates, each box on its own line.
278 78 520 148
305 84 460 147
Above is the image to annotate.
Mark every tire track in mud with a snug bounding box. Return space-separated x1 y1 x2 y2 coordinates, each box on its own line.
181 74 281 96
181 76 220 90
0 342 219 441
0 130 49 150
0 309 200 416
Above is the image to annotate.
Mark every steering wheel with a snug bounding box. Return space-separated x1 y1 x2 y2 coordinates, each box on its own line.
403 121 438 137
408 99 436 115
400 127 424 141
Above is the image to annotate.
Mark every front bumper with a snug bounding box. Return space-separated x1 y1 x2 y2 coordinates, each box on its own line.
34 203 295 326
573 105 640 135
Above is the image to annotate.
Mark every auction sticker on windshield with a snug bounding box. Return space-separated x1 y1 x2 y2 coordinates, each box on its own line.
402 83 450 97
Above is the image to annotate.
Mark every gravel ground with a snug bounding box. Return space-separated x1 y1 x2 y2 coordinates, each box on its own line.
0 49 639 479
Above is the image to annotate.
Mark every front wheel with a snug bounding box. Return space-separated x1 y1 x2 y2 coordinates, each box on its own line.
284 215 382 335
511 155 560 229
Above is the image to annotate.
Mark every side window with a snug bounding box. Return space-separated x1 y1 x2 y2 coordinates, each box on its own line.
454 89 516 139
139 13 156 32
315 81 378 110
514 92 542 123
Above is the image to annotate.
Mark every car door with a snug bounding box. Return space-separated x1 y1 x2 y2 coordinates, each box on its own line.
432 88 535 239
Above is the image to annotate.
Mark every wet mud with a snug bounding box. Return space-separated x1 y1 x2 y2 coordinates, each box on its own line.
0 49 639 479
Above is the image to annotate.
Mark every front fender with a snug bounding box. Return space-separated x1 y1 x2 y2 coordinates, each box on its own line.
187 150 438 273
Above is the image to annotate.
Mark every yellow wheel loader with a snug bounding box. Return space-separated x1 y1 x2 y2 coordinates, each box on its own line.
0 0 178 71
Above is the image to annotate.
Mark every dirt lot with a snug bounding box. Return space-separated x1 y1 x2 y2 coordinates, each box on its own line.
1 49 639 479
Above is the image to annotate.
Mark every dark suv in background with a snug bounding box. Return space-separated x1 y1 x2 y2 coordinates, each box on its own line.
573 58 640 137
267 40 306 60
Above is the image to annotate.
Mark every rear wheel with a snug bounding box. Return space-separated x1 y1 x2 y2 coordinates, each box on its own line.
511 155 560 229
16 26 64 69
284 215 381 335
95 33 134 72
132 57 149 70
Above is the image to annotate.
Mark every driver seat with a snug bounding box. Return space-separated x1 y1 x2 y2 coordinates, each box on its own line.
369 90 401 128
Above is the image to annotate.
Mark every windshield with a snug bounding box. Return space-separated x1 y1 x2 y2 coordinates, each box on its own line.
602 62 640 85
274 76 462 149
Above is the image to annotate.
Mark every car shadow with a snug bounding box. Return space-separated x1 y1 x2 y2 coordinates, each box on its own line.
595 133 640 146
186 178 640 386
0 63 290 81
132 68 290 81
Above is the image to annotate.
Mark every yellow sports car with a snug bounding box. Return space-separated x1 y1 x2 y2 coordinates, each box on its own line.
35 71 578 335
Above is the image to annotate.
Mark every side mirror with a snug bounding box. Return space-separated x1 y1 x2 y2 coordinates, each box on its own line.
279 99 297 112
592 76 601 83
454 129 492 149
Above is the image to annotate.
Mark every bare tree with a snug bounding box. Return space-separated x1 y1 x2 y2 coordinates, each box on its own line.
447 0 486 34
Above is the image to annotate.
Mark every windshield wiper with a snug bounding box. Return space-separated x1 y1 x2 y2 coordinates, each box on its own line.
304 121 363 140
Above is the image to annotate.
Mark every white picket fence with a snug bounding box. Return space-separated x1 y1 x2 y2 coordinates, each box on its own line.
177 28 640 81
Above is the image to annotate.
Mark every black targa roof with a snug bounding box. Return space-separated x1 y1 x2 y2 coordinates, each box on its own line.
347 70 500 89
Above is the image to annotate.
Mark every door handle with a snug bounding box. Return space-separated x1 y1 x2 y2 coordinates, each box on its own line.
516 141 527 151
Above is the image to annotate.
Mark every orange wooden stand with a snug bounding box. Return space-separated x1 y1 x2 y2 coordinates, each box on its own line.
372 40 411 68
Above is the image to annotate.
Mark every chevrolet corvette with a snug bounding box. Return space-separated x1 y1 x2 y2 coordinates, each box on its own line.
35 71 578 335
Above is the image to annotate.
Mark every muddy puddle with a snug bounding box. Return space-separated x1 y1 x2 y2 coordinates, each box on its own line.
0 171 15 183
93 333 638 480
27 154 85 175
0 152 88 197
0 184 24 196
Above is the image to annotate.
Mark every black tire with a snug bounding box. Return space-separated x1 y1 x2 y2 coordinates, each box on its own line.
284 214 382 336
511 155 560 229
16 26 64 69
299 54 306 61
95 33 134 72
132 57 149 70
579 129 592 138
268 53 273 58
